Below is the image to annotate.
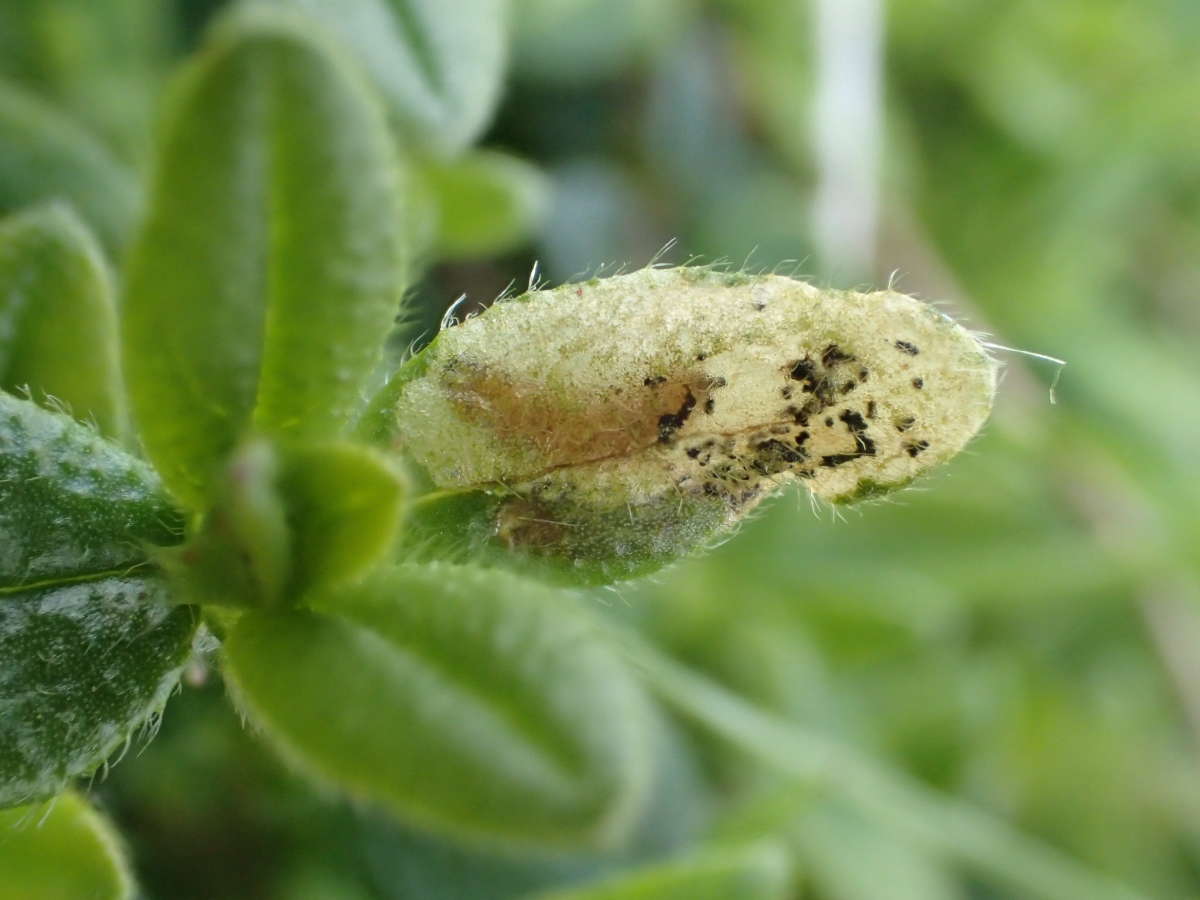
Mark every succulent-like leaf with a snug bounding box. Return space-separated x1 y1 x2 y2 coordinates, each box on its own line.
122 9 404 509
373 267 998 583
0 203 125 439
0 791 134 900
528 842 792 900
223 564 653 850
257 0 509 154
0 80 139 254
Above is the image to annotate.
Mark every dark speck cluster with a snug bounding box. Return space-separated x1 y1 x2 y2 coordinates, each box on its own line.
635 337 937 508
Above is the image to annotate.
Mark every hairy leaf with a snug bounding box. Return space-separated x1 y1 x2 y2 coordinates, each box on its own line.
528 842 792 900
0 203 125 439
374 267 998 583
0 576 196 807
258 0 509 154
223 564 653 850
122 9 404 509
0 394 194 806
0 80 139 253
0 791 133 899
0 391 183 590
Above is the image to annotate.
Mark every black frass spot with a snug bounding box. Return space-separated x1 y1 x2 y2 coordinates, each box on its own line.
657 389 697 443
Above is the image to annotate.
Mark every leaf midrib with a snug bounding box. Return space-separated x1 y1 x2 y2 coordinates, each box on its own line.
0 564 157 598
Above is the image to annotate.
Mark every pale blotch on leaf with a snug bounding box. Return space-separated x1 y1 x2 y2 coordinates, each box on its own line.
390 267 998 580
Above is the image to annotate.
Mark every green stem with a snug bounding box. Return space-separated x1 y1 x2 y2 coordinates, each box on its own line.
613 630 1147 900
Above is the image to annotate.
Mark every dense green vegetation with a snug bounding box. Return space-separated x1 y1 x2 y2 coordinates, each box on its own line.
2 1 1198 898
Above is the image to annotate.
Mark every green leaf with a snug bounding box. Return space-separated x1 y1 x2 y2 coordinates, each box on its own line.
278 441 407 593
0 203 126 439
0 393 195 807
122 9 405 509
0 80 140 254
162 438 406 607
527 843 792 900
423 150 550 260
257 0 509 154
223 564 653 850
0 391 184 590
0 791 134 900
0 575 197 807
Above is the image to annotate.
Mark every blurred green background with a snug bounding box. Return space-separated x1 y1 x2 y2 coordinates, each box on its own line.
4 0 1199 897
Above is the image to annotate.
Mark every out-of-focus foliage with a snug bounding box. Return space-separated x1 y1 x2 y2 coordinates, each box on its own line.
0 792 133 900
3 0 1199 897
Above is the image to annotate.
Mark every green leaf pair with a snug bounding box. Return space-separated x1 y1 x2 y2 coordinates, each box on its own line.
0 393 194 808
121 6 406 511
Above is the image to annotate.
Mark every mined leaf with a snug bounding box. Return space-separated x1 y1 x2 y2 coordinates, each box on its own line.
223 564 653 850
0 791 133 900
374 268 998 583
122 9 404 509
0 576 197 807
0 391 184 590
258 0 509 154
164 438 405 608
0 80 139 253
528 842 792 900
0 203 125 439
424 150 550 260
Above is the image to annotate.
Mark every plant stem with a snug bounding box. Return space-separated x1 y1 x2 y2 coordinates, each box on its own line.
614 631 1147 900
